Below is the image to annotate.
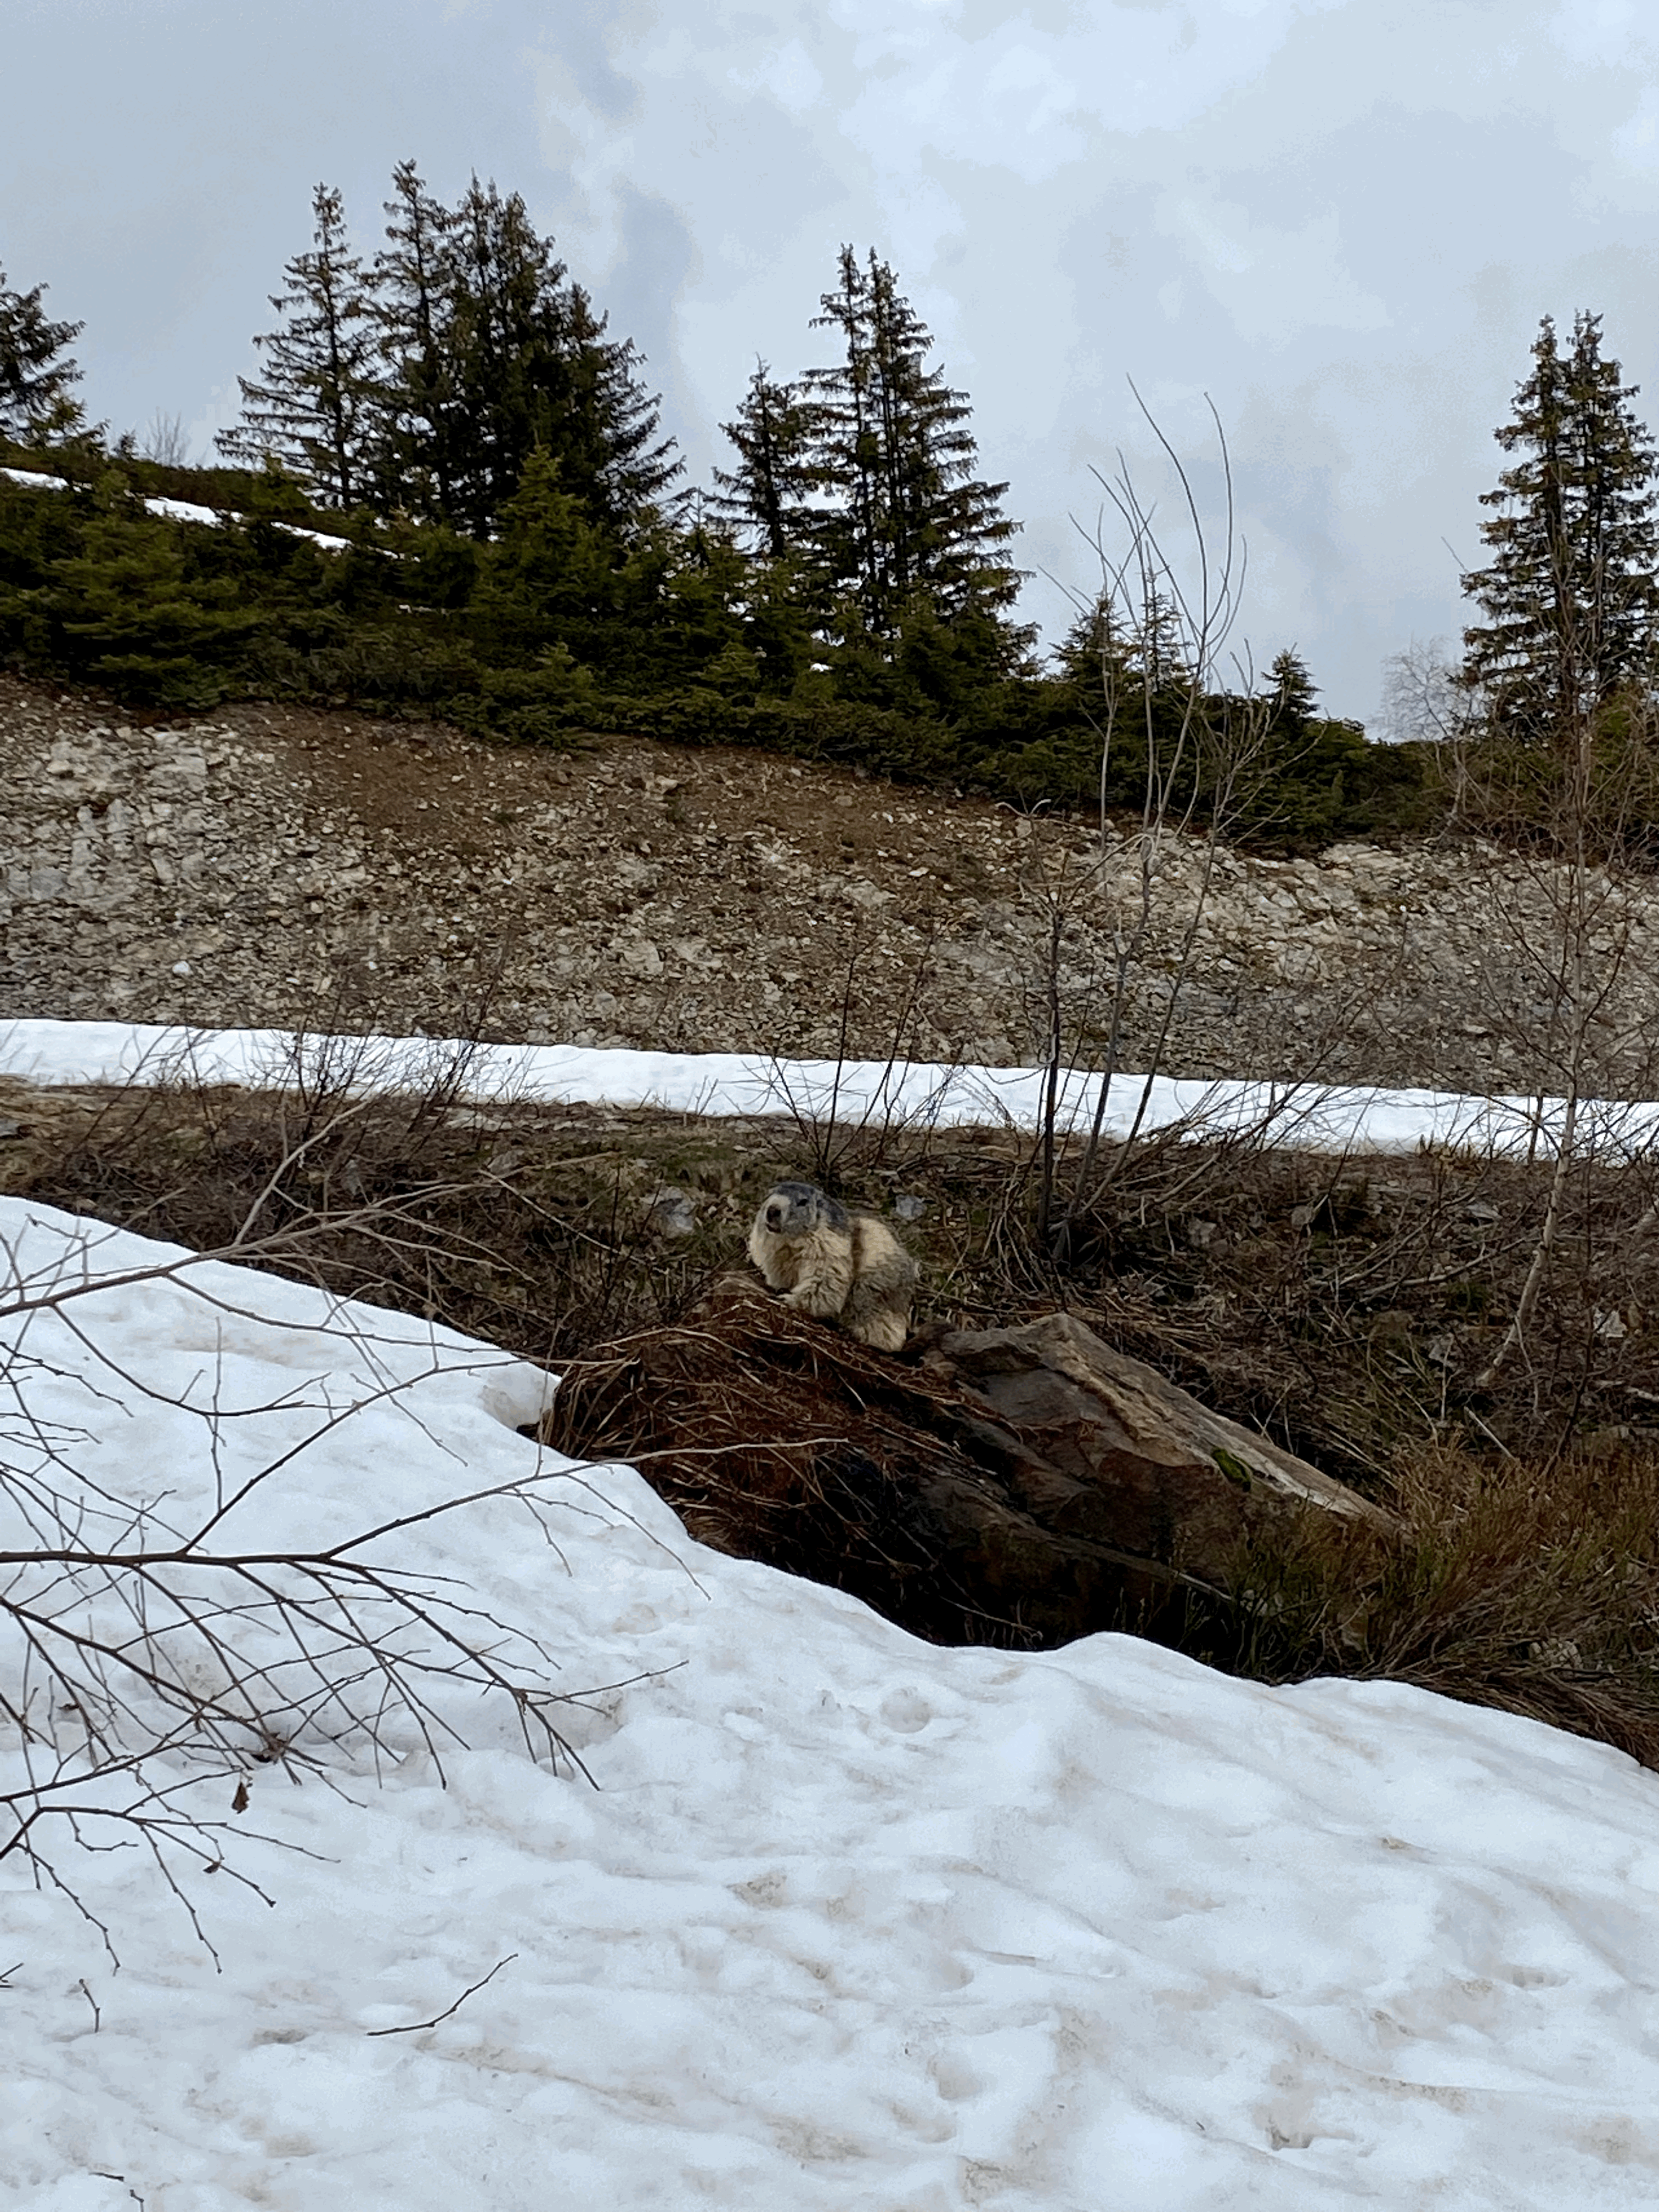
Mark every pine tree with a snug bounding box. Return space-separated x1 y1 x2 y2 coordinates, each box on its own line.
803 247 1023 637
371 160 460 521
217 184 378 507
50 509 263 706
438 177 680 537
1265 646 1318 726
0 266 87 444
710 361 814 558
470 446 611 661
1461 311 1659 745
440 177 565 534
545 279 682 533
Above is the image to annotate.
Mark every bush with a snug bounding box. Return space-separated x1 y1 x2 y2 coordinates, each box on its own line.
0 447 1440 850
1226 1441 1659 1767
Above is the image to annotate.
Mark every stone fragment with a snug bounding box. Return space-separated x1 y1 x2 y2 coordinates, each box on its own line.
646 1187 698 1238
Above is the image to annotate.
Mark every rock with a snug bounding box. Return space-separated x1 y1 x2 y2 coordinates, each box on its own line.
617 938 664 978
544 1285 1390 1654
646 1186 698 1238
922 1310 1391 1588
6 671 1659 1095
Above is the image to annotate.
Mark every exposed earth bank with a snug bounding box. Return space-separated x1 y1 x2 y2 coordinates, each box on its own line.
4 673 1657 1096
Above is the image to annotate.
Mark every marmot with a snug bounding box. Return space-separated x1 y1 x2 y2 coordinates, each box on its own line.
747 1180 919 1353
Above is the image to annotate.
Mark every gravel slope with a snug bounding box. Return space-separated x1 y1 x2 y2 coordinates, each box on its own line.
5 674 1657 1094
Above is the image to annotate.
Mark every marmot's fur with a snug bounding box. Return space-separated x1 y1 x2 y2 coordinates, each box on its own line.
746 1180 919 1353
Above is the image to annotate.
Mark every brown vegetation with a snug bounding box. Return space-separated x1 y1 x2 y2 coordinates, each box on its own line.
5 1053 1659 1764
1230 1440 1659 1769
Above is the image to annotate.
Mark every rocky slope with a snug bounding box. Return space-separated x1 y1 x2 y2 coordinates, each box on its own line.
4 673 1657 1095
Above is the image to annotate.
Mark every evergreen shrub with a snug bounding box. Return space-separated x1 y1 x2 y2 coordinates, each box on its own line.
0 445 1437 849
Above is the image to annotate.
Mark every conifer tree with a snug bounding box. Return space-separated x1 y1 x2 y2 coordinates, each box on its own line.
0 266 87 444
803 247 1023 638
441 177 565 534
217 184 378 507
1262 647 1319 740
437 176 680 538
470 446 610 661
371 160 460 520
710 362 814 558
546 279 683 533
1461 311 1659 745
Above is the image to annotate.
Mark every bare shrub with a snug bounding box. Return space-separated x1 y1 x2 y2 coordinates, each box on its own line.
755 922 961 1195
1442 688 1659 1401
0 1188 657 1950
3 1025 733 1365
140 410 193 469
1029 400 1287 1266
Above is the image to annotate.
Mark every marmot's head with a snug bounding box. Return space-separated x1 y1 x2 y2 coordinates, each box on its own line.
756 1181 848 1239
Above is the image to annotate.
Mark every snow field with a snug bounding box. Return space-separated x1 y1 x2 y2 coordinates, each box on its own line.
4 1200 1659 2207
5 1015 1659 1160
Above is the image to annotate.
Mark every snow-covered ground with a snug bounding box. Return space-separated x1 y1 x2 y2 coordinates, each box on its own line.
6 1196 1659 2209
6 1015 1659 1161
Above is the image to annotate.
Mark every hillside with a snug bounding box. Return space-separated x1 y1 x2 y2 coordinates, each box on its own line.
7 673 1658 1097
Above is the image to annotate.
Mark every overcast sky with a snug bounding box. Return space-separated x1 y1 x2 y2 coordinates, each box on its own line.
9 0 1659 721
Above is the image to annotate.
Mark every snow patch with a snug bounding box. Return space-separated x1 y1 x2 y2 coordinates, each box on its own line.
3 1015 1657 1160
4 1198 1659 2205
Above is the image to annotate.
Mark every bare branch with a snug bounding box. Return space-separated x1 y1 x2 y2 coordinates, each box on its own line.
366 1951 518 2036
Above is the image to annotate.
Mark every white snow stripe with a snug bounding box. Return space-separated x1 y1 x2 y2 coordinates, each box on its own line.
3 465 352 550
2 1015 1656 1160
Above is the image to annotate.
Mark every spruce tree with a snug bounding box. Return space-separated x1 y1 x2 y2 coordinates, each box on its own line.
710 362 814 558
437 177 680 537
1265 646 1318 726
0 266 87 444
471 446 610 662
217 184 378 507
1461 311 1659 745
50 509 263 706
545 279 682 533
440 177 565 534
371 160 460 521
803 246 1023 639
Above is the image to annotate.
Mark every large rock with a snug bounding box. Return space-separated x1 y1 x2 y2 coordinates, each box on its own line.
543 1283 1391 1653
921 1311 1392 1590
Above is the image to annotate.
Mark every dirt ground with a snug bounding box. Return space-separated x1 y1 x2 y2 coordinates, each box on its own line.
6 672 1659 1093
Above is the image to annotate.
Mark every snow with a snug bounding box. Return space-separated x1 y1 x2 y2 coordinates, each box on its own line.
4 1014 1658 1161
2 466 351 552
6 1197 1659 2208
139 493 230 527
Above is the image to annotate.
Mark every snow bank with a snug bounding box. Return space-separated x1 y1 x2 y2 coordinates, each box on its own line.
4 1197 1659 2208
4 1014 1658 1161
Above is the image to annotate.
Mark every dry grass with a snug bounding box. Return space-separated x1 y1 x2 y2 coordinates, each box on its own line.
0 1064 754 1368
8 1065 1659 1763
7 1068 1657 1485
1224 1440 1659 1766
